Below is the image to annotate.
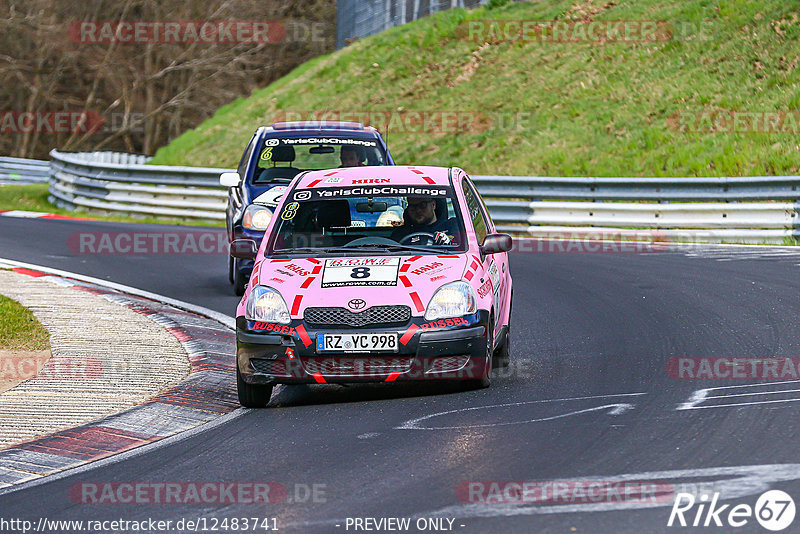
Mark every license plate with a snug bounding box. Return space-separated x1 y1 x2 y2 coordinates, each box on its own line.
316 333 398 353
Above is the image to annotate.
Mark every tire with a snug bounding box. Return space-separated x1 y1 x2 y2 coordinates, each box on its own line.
493 326 510 368
465 319 492 389
237 366 273 408
233 259 247 296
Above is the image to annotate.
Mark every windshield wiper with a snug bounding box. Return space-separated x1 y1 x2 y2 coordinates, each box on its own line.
335 243 438 254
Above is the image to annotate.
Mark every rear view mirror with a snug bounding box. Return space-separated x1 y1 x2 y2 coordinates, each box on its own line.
356 201 388 213
309 146 335 154
481 233 513 254
230 239 258 260
220 172 241 188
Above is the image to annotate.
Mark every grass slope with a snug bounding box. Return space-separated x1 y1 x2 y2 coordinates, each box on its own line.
151 0 800 177
0 292 49 351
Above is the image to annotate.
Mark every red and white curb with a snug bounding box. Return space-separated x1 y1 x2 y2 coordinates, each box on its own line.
0 210 91 221
0 259 239 492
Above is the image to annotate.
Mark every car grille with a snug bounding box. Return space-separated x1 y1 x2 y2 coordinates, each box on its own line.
304 305 411 328
425 355 471 374
251 359 286 375
303 357 413 376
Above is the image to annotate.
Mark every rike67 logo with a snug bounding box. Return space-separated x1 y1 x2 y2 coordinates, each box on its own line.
668 490 795 531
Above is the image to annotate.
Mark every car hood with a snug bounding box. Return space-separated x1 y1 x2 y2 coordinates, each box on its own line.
239 254 469 318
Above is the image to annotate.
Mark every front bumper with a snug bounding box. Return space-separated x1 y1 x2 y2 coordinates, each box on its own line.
236 311 490 385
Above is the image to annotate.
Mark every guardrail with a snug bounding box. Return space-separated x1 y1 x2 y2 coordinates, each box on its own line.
472 175 800 243
0 156 49 184
29 151 800 243
49 150 229 220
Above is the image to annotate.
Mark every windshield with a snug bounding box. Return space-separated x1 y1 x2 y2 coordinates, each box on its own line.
267 184 466 255
252 137 388 184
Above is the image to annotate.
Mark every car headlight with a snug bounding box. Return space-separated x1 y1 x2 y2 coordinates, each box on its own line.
246 286 291 324
243 204 273 231
424 281 477 321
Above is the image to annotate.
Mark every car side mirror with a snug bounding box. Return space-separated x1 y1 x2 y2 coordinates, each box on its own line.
220 172 241 188
481 233 513 254
230 239 258 260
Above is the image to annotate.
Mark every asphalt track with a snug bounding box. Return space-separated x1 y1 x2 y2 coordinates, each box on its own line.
2 216 800 533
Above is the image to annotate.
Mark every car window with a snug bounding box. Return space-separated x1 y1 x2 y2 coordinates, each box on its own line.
462 177 488 244
252 137 388 184
237 135 256 178
267 184 467 254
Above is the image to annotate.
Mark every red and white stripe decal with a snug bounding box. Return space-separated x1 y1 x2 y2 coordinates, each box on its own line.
399 275 412 288
311 265 322 275
409 292 424 313
307 179 322 188
290 295 303 316
410 169 424 175
385 371 401 382
399 324 419 345
311 372 326 384
295 324 312 347
464 270 474 282
300 277 315 289
422 176 436 185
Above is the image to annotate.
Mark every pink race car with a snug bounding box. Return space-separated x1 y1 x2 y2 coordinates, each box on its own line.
231 165 513 407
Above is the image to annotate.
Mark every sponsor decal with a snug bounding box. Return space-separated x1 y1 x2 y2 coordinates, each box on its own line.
420 318 470 330
252 322 296 336
477 278 493 298
264 138 279 146
352 178 390 184
487 260 501 297
324 176 343 183
409 261 447 276
269 277 284 283
430 275 446 282
285 263 310 276
279 138 377 147
307 186 448 199
321 258 400 288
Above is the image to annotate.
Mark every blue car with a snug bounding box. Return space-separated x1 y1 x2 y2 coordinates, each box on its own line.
220 121 395 295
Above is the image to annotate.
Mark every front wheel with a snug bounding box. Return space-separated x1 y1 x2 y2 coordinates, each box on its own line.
493 326 510 368
237 366 273 408
465 320 492 389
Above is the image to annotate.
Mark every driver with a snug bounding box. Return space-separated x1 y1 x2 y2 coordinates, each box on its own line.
390 196 456 245
339 146 364 167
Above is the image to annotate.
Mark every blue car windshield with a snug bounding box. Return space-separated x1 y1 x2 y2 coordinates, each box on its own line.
252 137 388 184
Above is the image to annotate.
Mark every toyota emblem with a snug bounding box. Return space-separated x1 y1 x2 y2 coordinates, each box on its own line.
348 299 366 310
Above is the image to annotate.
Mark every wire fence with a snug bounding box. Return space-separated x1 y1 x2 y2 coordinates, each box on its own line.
337 0 489 48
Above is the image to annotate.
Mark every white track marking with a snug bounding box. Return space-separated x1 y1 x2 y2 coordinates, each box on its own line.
678 380 800 410
396 393 644 430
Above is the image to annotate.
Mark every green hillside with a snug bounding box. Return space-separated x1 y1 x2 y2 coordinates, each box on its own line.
151 0 800 177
